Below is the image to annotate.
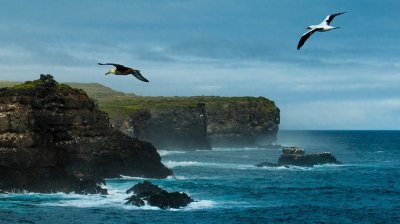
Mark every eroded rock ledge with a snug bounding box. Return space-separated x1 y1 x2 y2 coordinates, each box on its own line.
256 147 341 167
0 75 171 194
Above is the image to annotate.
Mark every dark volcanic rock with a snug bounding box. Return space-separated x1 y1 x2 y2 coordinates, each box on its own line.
0 75 172 194
125 181 194 209
125 195 145 206
256 147 341 167
278 151 341 167
148 191 193 209
125 180 163 197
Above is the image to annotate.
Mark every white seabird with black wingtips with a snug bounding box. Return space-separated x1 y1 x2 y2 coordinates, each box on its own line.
98 63 149 82
297 12 346 50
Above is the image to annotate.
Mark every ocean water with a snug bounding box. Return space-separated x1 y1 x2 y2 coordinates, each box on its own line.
1 131 399 223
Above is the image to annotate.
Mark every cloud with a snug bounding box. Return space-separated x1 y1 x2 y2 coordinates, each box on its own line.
0 0 399 129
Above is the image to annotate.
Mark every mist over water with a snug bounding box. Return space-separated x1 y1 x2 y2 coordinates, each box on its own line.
1 131 399 223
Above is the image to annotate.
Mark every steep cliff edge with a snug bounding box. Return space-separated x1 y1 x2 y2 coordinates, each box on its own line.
0 81 280 150
128 104 211 150
205 98 280 147
0 75 171 193
101 96 279 149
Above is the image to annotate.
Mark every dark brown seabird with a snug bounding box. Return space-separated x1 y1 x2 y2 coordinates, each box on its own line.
98 63 149 82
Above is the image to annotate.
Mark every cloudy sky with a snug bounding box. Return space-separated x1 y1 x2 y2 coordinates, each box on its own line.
0 0 399 130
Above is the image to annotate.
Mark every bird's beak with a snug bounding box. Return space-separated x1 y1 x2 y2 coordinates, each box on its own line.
105 72 110 75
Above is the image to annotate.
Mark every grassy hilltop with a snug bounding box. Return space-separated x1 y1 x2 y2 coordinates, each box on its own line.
0 80 278 117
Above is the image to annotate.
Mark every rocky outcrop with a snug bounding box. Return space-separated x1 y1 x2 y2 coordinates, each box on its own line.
256 147 341 167
125 181 194 209
112 97 279 150
0 75 171 194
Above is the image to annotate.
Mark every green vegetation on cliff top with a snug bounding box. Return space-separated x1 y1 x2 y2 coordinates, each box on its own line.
0 81 277 116
3 79 72 91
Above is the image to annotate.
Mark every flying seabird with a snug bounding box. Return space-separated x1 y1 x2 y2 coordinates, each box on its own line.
98 63 149 82
297 12 346 50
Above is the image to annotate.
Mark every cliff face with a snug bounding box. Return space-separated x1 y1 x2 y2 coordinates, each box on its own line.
0 75 171 193
205 99 280 147
127 104 211 150
110 97 280 149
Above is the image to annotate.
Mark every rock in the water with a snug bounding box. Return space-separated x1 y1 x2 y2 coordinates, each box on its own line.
125 181 194 209
0 75 172 194
148 191 194 209
125 180 163 197
256 147 341 167
125 195 145 206
278 151 341 167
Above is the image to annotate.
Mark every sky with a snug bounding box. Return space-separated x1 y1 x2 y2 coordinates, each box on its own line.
0 0 399 130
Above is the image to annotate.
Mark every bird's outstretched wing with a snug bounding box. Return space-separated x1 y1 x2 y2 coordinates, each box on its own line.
297 28 318 50
132 70 149 82
323 12 346 25
97 63 128 70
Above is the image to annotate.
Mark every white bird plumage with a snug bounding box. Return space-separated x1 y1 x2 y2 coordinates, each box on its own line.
297 12 346 50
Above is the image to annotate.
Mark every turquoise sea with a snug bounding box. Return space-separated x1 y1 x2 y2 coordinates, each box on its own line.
1 131 399 223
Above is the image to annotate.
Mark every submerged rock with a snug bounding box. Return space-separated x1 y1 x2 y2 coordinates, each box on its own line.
0 75 172 194
256 147 341 167
125 181 194 209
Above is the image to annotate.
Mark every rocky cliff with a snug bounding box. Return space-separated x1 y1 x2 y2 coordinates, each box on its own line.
0 81 281 150
205 98 280 147
0 75 171 193
127 104 211 150
108 97 280 150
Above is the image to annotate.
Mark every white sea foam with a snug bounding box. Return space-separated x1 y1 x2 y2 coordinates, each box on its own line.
313 163 345 168
163 160 255 170
211 147 259 152
166 175 187 180
38 188 214 211
182 200 215 210
157 150 186 156
118 175 150 180
258 163 346 171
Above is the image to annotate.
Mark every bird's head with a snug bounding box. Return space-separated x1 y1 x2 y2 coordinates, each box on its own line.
105 68 116 75
306 26 312 30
